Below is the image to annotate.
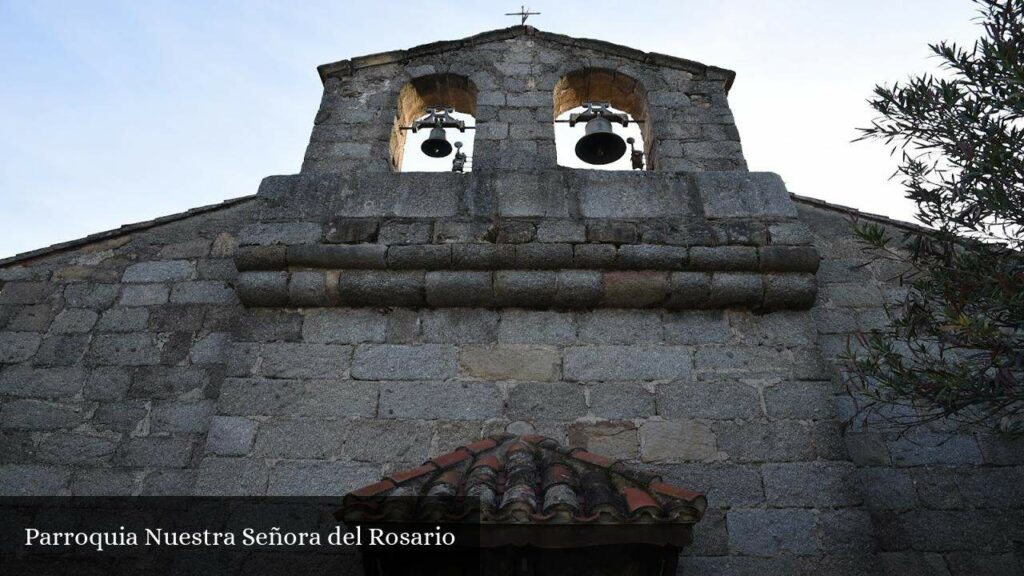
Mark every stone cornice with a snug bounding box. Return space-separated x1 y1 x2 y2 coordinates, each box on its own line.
316 26 737 92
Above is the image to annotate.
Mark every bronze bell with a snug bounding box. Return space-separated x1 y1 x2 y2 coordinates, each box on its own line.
421 126 453 158
575 116 627 165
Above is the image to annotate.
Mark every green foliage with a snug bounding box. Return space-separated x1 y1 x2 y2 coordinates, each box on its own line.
847 0 1024 432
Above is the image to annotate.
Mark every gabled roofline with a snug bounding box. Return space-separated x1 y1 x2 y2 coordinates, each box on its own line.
316 25 737 93
0 195 257 268
790 193 932 235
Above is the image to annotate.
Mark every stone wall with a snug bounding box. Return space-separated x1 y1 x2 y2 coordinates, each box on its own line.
0 201 258 495
799 200 1024 576
0 24 1021 576
305 26 744 173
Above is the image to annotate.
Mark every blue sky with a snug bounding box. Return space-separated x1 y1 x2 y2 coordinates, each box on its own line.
0 0 981 258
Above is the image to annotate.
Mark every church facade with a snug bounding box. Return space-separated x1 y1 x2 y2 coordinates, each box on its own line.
0 26 1021 575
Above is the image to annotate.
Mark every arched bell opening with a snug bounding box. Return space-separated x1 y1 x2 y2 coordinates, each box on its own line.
553 69 651 171
390 74 478 173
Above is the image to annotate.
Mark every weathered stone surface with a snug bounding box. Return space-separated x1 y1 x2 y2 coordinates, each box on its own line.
37 432 117 465
6 304 55 331
425 271 494 307
380 381 503 419
260 343 351 379
759 245 820 272
578 174 695 218
763 381 835 419
379 221 431 245
0 366 87 398
601 271 668 308
70 467 139 496
888 433 983 467
122 260 195 283
697 172 797 219
235 271 289 306
50 309 99 333
507 382 587 420
254 419 345 458
422 309 498 343
195 458 268 495
0 399 91 429
92 401 147 432
33 334 90 366
658 380 761 419
387 244 451 269
564 345 691 381
238 222 321 246
233 245 286 271
343 419 432 463
288 271 330 306
302 309 386 344
617 244 687 270
763 273 817 309
574 243 617 268
118 282 167 305
151 400 216 433
713 420 839 462
0 282 56 304
170 281 237 304
267 460 379 495
578 310 661 344
205 416 257 456
514 243 573 269
763 461 862 507
351 344 456 380
536 220 585 243
96 307 149 332
86 333 161 366
325 217 379 243
689 246 757 271
338 271 425 307
727 509 817 555
694 346 790 378
568 421 639 459
588 382 656 418
640 420 717 462
657 463 765 507
459 345 560 380
0 332 41 362
493 271 557 307
0 465 70 495
287 244 386 269
498 310 576 344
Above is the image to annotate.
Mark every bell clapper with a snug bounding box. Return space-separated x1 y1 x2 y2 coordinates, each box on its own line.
627 137 645 170
451 142 468 173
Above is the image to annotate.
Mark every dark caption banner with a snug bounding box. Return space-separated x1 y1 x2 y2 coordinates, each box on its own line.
0 497 481 576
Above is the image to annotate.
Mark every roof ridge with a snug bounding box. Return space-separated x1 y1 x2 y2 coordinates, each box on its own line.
0 195 257 268
316 25 736 91
342 434 708 529
790 192 933 234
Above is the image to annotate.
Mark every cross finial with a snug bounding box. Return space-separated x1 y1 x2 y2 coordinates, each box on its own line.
505 5 540 25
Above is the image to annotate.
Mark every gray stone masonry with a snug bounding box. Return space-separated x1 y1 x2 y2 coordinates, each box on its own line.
0 25 1020 576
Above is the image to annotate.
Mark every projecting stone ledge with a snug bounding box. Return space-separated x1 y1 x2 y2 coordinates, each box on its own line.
234 269 816 310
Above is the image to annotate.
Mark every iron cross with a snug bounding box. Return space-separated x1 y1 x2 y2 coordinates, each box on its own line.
505 5 540 25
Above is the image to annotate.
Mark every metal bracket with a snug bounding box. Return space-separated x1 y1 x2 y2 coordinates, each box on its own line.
556 102 640 127
400 107 476 133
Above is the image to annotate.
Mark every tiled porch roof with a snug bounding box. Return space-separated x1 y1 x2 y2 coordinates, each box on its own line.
341 434 706 525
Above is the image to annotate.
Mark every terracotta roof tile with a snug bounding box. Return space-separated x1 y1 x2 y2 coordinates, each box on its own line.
349 479 395 498
431 448 472 469
342 434 706 526
387 463 436 484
